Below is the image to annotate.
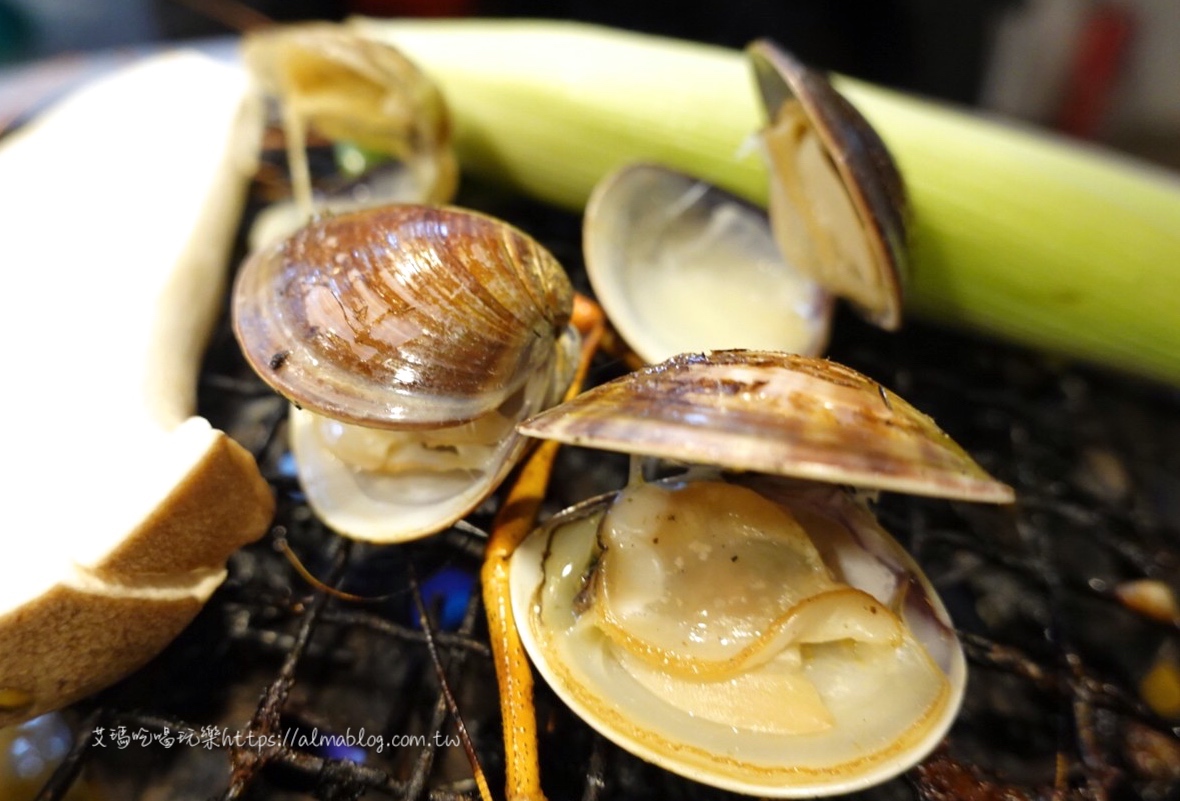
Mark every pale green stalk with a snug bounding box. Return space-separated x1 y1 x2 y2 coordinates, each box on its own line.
355 18 1180 387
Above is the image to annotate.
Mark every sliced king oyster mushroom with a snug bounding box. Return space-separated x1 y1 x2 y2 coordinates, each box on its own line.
232 204 579 543
510 350 1013 796
0 50 273 728
583 40 908 364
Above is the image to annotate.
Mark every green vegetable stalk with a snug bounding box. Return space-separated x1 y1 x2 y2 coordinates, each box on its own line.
354 17 1180 387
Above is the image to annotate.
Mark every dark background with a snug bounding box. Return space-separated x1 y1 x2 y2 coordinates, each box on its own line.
2 0 1177 167
0 0 1026 108
151 0 1016 106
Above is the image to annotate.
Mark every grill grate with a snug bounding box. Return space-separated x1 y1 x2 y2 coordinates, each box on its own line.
29 180 1180 801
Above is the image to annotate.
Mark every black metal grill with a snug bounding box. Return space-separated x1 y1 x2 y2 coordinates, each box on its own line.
27 178 1180 801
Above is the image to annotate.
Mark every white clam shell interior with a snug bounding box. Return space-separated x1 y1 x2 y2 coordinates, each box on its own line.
748 39 908 330
583 163 832 364
510 473 967 796
290 325 579 543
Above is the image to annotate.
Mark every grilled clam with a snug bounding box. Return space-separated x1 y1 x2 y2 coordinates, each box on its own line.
243 23 459 247
232 204 578 542
749 39 907 330
510 350 1013 796
583 40 908 363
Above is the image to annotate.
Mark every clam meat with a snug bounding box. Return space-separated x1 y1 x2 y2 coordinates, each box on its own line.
232 204 578 542
510 350 1014 796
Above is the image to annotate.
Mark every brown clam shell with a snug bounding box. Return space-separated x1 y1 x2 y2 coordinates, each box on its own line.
518 350 1014 503
232 204 573 428
747 39 908 331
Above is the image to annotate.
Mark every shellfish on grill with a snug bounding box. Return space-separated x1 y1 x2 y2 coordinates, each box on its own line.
242 22 459 248
583 164 833 362
232 204 578 542
583 39 908 363
510 350 1013 796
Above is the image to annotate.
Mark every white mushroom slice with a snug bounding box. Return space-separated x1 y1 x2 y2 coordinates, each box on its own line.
583 163 832 363
513 474 963 797
0 51 273 727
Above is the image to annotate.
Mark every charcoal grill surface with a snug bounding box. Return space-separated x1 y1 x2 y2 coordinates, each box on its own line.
21 173 1180 801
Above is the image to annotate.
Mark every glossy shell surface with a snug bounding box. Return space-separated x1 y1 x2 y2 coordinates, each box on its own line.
583 163 833 364
233 204 573 428
233 203 577 542
748 39 908 330
511 472 968 796
520 350 1014 504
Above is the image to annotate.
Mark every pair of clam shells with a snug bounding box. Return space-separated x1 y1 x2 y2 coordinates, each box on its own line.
585 40 907 364
539 52 971 765
510 350 1014 797
233 204 578 542
529 43 980 782
236 26 582 542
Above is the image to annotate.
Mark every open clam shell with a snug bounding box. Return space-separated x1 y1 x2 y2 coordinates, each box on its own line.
285 327 578 542
510 472 967 797
583 163 833 364
748 39 908 330
232 204 577 541
243 22 459 247
511 350 1012 794
581 43 909 366
520 349 1015 504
